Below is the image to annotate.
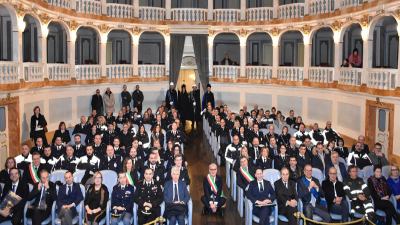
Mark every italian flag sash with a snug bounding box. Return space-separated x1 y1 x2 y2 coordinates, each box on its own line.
29 164 40 183
126 172 134 186
240 167 254 182
207 174 218 194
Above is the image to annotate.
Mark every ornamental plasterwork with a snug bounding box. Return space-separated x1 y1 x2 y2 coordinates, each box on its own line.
39 13 51 25
360 14 370 27
239 28 247 37
301 24 311 34
15 3 25 17
270 28 280 36
331 20 343 31
132 26 141 35
99 24 109 33
67 20 79 31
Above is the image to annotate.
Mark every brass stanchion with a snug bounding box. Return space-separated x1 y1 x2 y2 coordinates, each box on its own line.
143 216 166 225
294 211 376 225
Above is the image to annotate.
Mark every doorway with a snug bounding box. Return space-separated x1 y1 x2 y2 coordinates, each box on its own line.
0 97 20 169
365 100 394 161
176 69 198 91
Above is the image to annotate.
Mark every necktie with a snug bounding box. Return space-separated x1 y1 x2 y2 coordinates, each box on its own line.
12 185 16 193
173 184 179 202
284 182 288 189
259 182 264 192
67 185 71 195
263 158 266 163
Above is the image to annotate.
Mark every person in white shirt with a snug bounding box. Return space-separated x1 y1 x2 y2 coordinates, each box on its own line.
15 144 32 169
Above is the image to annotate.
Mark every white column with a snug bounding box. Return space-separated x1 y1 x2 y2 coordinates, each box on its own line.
240 0 246 21
101 0 107 15
133 0 139 18
397 28 400 88
361 27 371 85
68 31 76 79
165 34 170 76
166 0 171 20
41 27 49 80
273 0 279 19
333 31 342 82
208 0 213 21
100 36 107 77
240 37 246 77
132 35 139 76
208 35 214 77
272 37 279 79
303 35 311 80
17 30 23 80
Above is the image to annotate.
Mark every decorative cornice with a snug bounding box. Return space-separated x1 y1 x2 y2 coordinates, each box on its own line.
67 20 79 31
15 3 25 17
301 24 311 35
132 26 141 35
360 14 370 27
270 27 280 36
99 24 109 33
38 13 50 25
239 28 247 37
331 20 343 31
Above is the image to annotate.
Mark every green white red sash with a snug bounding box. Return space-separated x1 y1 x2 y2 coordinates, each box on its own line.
207 174 218 194
126 172 134 186
240 167 254 182
29 164 40 183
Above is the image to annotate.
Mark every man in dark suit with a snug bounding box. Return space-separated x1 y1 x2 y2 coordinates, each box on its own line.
22 152 45 185
132 84 144 113
322 167 349 222
202 84 215 110
166 122 185 144
56 171 84 225
52 137 66 159
0 168 29 225
297 164 331 222
26 169 57 225
144 152 165 184
72 134 86 158
288 156 302 182
274 167 298 225
248 137 262 162
324 151 348 182
91 89 103 115
297 144 311 169
111 172 135 225
72 116 88 135
100 145 122 173
246 168 276 225
256 147 273 170
311 142 329 172
121 84 132 108
165 82 178 110
237 156 256 190
93 134 107 157
30 137 44 154
189 84 201 130
201 163 226 215
164 166 190 225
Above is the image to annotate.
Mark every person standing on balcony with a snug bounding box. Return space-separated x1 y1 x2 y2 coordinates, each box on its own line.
166 82 178 110
121 85 132 108
220 53 234 65
103 87 115 115
202 84 214 110
91 89 104 115
348 48 362 68
132 84 144 113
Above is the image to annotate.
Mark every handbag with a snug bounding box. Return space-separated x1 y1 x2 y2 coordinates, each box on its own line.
164 203 187 218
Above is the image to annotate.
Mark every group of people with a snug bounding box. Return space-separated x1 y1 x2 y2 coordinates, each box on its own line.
203 102 400 225
0 82 218 225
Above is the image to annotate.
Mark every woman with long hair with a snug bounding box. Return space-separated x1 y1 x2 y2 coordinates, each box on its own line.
30 106 48 145
84 171 109 225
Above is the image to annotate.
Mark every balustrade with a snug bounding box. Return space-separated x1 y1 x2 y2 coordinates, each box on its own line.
245 66 272 80
139 7 166 20
278 3 305 19
171 8 207 22
277 66 304 81
338 67 362 86
367 68 397 90
213 9 241 22
138 65 165 78
48 64 72 81
106 64 134 79
75 65 101 80
213 65 240 79
107 3 134 19
23 63 44 82
309 0 334 15
46 0 71 8
308 67 334 83
76 0 102 15
0 62 19 84
246 7 274 21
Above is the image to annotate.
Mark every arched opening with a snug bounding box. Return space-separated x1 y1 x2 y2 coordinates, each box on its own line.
279 30 304 66
139 0 164 7
106 30 132 64
22 15 40 62
172 0 207 8
214 0 240 9
342 23 363 68
371 16 399 69
47 22 68 64
75 27 99 65
0 5 13 61
246 32 272 66
213 33 240 65
247 0 273 7
138 32 165 65
311 27 334 67
107 0 132 4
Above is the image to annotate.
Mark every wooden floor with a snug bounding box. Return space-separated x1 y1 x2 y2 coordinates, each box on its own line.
185 126 244 225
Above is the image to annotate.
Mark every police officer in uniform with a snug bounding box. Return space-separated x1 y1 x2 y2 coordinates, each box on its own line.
111 172 135 225
134 168 163 225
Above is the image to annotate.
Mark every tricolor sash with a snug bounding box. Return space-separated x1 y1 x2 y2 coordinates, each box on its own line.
126 172 134 186
207 174 218 195
29 164 40 183
240 167 254 182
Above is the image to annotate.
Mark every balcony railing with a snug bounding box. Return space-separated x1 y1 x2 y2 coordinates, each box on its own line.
245 66 272 80
106 64 134 79
277 66 304 81
0 62 19 84
138 64 165 78
213 65 240 79
309 0 334 15
139 6 166 20
76 0 102 15
48 64 71 80
341 0 364 8
278 3 305 19
171 8 208 22
246 7 274 21
24 63 43 82
107 3 134 19
308 67 334 83
367 68 397 90
338 67 362 86
75 65 101 80
46 0 71 8
213 9 241 22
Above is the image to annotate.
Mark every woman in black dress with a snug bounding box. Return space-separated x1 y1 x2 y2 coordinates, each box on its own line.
30 106 48 145
178 84 190 129
52 121 71 144
0 157 16 183
84 171 109 225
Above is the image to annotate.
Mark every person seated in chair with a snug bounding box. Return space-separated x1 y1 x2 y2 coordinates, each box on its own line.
164 166 190 225
111 172 135 225
0 168 29 225
297 164 331 222
26 169 57 225
201 163 226 216
274 167 298 225
56 171 84 225
237 156 256 190
77 145 101 186
21 152 45 185
84 172 109 225
246 168 276 225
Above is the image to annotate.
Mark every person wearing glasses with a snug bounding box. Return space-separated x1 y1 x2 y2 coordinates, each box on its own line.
84 171 109 225
322 167 349 222
387 165 400 211
368 143 389 167
201 163 226 216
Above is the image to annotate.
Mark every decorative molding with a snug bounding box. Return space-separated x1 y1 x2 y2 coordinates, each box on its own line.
270 27 280 36
39 13 51 25
99 24 109 33
132 26 141 35
331 20 343 31
239 28 247 37
67 20 79 31
360 14 370 27
301 24 311 34
15 3 25 17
